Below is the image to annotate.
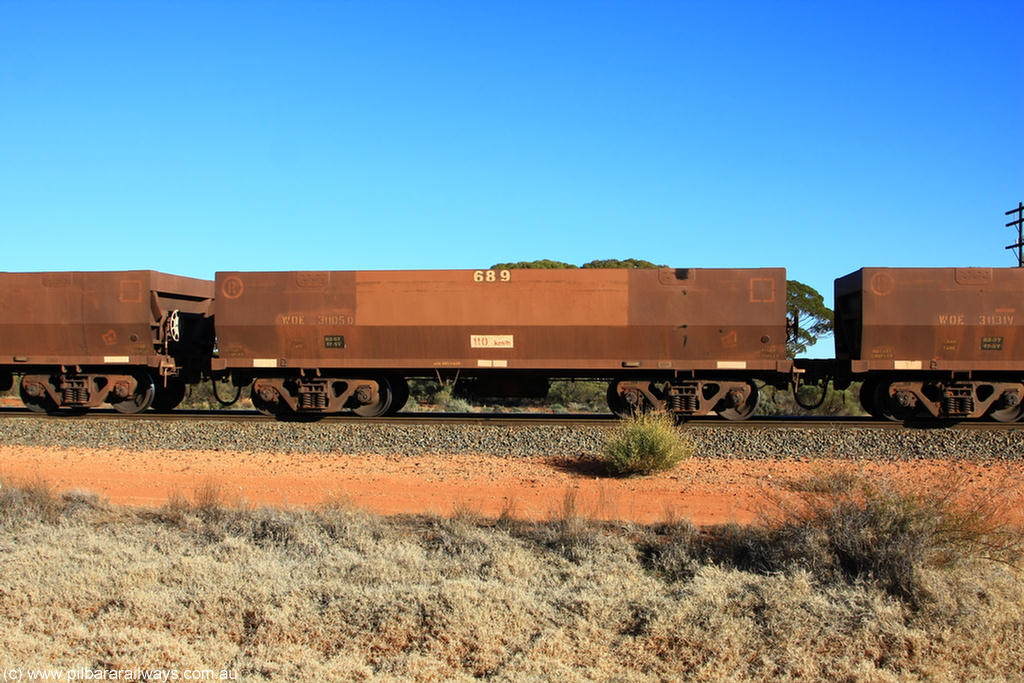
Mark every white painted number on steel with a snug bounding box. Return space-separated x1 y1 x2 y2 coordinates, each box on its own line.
473 270 511 283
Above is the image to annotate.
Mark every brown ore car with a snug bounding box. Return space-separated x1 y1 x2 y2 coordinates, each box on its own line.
834 267 1024 421
0 271 214 412
213 267 791 418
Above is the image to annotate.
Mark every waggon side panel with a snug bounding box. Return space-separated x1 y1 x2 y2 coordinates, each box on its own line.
0 271 213 368
213 268 790 373
835 267 1024 372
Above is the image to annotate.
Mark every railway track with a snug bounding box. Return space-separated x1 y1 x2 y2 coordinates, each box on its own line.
1 406 1021 430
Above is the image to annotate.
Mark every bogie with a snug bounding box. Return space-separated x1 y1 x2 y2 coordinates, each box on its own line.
607 378 760 421
869 378 1024 422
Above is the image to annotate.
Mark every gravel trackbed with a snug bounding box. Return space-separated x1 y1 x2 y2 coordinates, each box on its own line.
2 416 1021 525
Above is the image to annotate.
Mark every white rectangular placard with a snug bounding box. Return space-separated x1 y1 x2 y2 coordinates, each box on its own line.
470 335 514 349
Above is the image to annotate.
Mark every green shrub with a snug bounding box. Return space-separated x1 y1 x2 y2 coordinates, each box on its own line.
405 380 475 412
600 412 691 476
547 380 607 411
432 384 473 413
178 379 248 410
755 382 867 416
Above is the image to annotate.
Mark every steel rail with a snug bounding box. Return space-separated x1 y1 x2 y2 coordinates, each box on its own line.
1 407 1021 430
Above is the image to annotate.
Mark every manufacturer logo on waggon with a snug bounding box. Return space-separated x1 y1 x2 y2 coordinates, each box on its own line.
870 272 895 296
222 276 244 299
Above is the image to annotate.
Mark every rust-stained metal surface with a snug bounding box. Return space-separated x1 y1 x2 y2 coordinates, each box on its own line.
835 267 1024 372
213 268 790 374
0 271 213 368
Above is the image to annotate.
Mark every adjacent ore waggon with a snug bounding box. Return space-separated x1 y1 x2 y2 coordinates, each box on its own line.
825 267 1024 422
0 271 214 413
212 268 790 419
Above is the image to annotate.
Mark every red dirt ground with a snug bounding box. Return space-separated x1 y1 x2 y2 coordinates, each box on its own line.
1 445 1021 525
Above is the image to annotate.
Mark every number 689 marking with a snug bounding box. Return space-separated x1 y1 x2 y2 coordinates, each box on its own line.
473 270 511 283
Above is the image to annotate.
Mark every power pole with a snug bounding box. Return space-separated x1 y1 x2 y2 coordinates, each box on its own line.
1006 202 1024 267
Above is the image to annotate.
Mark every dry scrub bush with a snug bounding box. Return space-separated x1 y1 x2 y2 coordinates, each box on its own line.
0 475 61 526
600 411 691 476
639 467 1024 603
760 469 1024 602
0 475 105 527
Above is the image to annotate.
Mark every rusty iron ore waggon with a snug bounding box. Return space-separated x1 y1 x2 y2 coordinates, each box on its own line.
0 271 214 413
819 267 1024 422
212 268 791 419
2 265 1023 422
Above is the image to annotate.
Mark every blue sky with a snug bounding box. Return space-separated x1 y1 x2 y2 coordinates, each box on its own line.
2 1 1022 321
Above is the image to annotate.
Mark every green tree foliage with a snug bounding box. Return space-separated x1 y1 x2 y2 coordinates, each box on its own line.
755 382 866 417
787 280 834 357
582 258 664 269
491 258 665 270
490 260 577 269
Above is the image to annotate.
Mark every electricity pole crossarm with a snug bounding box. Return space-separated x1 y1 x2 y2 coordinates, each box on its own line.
1006 202 1024 267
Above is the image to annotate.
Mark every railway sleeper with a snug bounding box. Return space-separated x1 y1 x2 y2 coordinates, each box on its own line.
609 378 759 420
877 380 1024 422
19 371 156 413
251 377 389 416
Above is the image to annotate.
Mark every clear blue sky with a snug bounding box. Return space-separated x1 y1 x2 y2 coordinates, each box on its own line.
2 1 1022 322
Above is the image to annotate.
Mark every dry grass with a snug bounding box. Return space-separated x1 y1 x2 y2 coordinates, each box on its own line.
0 471 1022 681
760 467 1024 602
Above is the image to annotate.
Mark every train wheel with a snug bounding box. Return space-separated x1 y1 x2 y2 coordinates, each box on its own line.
151 378 187 412
859 379 881 418
606 381 655 417
871 382 912 422
250 387 281 417
112 374 156 414
988 401 1024 423
989 404 1024 423
718 381 759 421
386 377 409 415
871 382 897 421
20 381 57 413
606 381 630 417
352 377 393 417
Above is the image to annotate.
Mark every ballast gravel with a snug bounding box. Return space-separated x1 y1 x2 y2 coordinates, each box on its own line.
1 416 1022 460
